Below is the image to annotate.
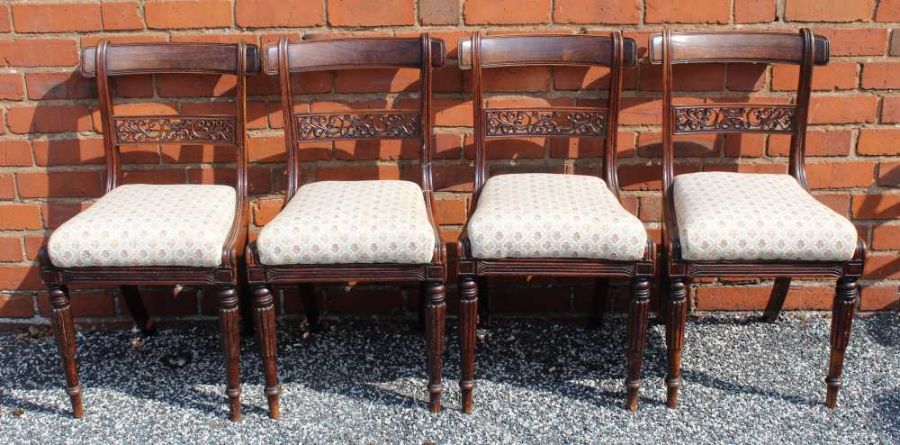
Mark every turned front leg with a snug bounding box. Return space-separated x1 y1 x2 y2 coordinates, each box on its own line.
49 285 83 418
424 281 446 413
625 277 651 411
825 277 859 408
458 275 478 414
217 286 242 421
253 285 281 419
665 278 687 409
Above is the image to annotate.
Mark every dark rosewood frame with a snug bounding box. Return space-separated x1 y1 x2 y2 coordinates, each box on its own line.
39 42 260 420
456 33 654 412
649 29 866 409
246 35 447 418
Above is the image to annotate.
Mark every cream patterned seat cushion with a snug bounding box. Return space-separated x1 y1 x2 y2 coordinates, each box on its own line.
257 180 436 265
674 172 858 261
467 173 647 260
48 184 236 268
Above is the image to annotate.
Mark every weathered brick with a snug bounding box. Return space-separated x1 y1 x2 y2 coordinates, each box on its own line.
0 294 34 317
420 0 460 25
11 3 101 33
809 96 878 124
734 0 777 23
16 171 103 198
877 0 900 22
806 161 875 189
873 225 900 250
879 161 899 187
0 205 42 230
554 0 640 24
329 0 415 26
0 237 22 262
145 0 232 29
853 193 900 219
862 63 900 90
236 0 324 27
772 63 858 91
7 105 92 134
464 0 550 25
100 2 144 31
645 0 729 24
25 72 95 100
785 0 874 22
815 28 887 57
0 139 34 166
768 130 852 157
0 38 78 67
0 73 24 100
858 129 900 155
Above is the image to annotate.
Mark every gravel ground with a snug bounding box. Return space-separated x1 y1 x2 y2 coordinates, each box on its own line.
0 312 897 444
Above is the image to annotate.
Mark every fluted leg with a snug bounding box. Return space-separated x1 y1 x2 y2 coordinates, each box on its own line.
424 281 446 413
763 277 791 323
590 278 611 329
48 285 83 418
625 277 651 411
825 277 859 409
253 285 280 419
121 285 156 336
458 275 478 414
665 278 687 409
217 286 242 421
299 284 320 332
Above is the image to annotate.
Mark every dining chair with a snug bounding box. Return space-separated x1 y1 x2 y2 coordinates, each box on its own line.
40 41 259 420
456 32 653 413
246 35 447 418
649 29 865 408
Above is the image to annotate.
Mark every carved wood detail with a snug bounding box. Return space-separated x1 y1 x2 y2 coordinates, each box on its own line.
114 116 236 145
484 108 607 138
674 105 795 134
294 111 420 140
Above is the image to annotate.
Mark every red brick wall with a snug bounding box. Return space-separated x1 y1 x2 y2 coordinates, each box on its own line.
0 0 897 326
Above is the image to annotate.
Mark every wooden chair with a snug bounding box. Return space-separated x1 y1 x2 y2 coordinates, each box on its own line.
246 35 447 418
40 42 259 420
456 33 653 412
649 29 865 408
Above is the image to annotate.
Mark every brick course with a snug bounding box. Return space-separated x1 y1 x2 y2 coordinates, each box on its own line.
0 0 895 326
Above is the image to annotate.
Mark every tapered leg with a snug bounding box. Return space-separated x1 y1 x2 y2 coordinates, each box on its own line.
48 285 83 418
458 275 478 414
590 278 611 329
120 285 157 336
253 285 280 419
217 286 242 421
763 277 791 323
825 277 859 409
477 277 490 328
424 281 446 413
665 278 688 409
625 277 651 411
299 284 321 332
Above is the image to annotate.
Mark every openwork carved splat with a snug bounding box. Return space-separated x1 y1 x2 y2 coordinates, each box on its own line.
294 111 420 141
114 116 236 145
674 105 795 134
484 108 608 138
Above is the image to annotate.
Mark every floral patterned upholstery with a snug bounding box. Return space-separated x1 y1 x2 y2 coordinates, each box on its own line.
467 173 648 261
48 184 237 268
674 172 858 261
257 180 436 265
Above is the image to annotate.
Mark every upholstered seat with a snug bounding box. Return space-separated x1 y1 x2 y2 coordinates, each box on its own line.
257 180 436 265
674 172 858 261
48 184 237 268
467 173 647 261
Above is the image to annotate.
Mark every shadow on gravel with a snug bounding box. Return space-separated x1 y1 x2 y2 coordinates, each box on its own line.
874 387 900 436
863 314 899 350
